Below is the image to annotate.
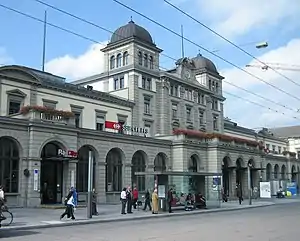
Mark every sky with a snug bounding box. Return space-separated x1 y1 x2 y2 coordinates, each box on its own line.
1 0 300 129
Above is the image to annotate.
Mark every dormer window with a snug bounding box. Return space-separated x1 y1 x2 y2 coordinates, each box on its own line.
144 53 148 67
110 55 115 69
123 51 129 65
116 53 122 68
138 51 142 65
149 56 154 69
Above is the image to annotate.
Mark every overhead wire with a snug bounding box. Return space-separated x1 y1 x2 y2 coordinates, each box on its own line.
163 0 300 89
110 0 300 103
31 0 300 114
1 2 299 122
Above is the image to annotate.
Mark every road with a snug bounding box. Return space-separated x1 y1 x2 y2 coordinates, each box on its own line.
1 203 299 240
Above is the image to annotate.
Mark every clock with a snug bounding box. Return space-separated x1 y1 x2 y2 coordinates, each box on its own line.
184 69 191 79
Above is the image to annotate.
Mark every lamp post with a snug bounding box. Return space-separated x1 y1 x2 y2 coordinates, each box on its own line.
87 151 94 219
247 162 253 205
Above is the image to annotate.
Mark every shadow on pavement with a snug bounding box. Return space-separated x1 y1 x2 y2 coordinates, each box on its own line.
0 230 39 238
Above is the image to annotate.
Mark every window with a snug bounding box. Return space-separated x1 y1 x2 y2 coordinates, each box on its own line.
172 103 178 119
189 90 192 101
120 77 124 89
138 51 142 65
96 115 105 131
106 148 123 192
70 105 83 128
213 115 218 130
116 53 122 67
110 55 115 69
123 51 129 65
114 78 119 90
198 93 205 104
0 137 19 193
216 83 219 93
272 145 276 152
144 53 148 67
186 107 191 121
144 98 151 114
117 115 127 134
199 110 204 125
278 146 282 154
266 144 270 150
184 89 188 99
170 85 174 95
43 99 57 120
212 99 218 110
144 123 151 137
142 76 151 90
174 86 178 97
7 89 26 115
283 147 286 152
208 79 212 90
149 56 154 69
131 151 146 191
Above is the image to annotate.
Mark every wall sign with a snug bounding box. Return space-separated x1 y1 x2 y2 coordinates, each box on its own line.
105 121 148 134
33 169 39 191
57 149 78 158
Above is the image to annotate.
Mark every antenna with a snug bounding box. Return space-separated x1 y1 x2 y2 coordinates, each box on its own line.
42 10 47 71
181 25 185 58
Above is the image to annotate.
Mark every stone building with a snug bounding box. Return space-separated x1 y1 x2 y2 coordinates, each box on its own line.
0 21 299 207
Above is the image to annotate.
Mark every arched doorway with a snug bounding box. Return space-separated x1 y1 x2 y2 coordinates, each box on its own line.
236 158 245 196
281 165 286 180
0 137 19 193
76 146 96 193
106 148 123 192
154 153 167 171
40 141 65 204
248 159 255 188
131 151 146 191
266 163 272 181
274 164 279 179
222 156 231 196
188 154 200 193
291 165 296 182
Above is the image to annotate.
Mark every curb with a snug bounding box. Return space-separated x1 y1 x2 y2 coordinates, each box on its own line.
0 203 274 231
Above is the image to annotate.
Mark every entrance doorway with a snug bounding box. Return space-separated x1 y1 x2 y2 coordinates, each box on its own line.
40 142 64 204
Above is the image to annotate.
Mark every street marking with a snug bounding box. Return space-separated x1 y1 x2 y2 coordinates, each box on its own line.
41 220 64 224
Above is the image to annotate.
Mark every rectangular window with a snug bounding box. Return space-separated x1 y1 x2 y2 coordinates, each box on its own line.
189 90 192 101
144 123 151 137
146 78 151 90
96 116 105 131
186 107 191 121
74 113 81 128
114 78 119 90
170 85 174 95
144 98 151 114
118 120 125 134
172 103 178 119
272 145 276 152
174 86 178 97
213 115 218 130
184 89 188 100
199 110 204 125
119 77 124 89
142 76 151 90
278 146 282 154
142 76 146 89
8 100 21 115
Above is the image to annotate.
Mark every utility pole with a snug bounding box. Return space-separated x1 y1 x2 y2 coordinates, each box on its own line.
87 151 93 218
42 10 47 71
248 163 252 205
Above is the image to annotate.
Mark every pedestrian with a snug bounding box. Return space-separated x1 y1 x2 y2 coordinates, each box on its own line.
120 187 127 214
0 186 6 221
126 186 133 214
236 184 243 205
132 187 139 209
167 188 173 213
152 188 159 214
143 189 151 211
92 188 99 216
60 187 77 220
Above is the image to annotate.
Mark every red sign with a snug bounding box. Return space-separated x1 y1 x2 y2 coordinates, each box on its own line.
105 121 122 130
68 150 78 158
58 149 78 158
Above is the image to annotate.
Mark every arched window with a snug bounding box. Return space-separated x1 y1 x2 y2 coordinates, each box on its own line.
123 51 129 66
274 164 279 179
266 163 272 181
106 148 123 192
188 155 198 172
0 137 19 193
138 51 142 65
144 53 148 67
131 151 146 191
116 53 122 68
149 56 154 69
76 146 96 192
110 55 115 69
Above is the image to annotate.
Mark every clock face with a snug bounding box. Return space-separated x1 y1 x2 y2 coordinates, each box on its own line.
184 70 191 79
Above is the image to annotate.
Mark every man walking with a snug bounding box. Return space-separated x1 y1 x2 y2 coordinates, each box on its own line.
126 186 133 214
120 187 127 214
167 188 174 213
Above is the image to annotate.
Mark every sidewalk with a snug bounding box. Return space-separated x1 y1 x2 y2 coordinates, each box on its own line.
0 200 276 231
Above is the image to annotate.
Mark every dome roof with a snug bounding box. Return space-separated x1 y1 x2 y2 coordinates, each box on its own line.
110 20 153 44
192 54 218 73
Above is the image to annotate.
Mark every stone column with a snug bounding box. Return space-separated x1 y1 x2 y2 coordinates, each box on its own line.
124 163 132 188
67 160 77 196
230 170 236 199
96 161 106 203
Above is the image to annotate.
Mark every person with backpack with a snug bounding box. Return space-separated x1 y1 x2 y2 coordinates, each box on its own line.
60 187 78 220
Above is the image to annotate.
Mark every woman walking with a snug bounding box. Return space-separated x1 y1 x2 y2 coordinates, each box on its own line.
60 187 78 220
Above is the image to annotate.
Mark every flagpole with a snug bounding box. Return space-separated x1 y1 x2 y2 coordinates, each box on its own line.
181 25 185 58
42 10 47 71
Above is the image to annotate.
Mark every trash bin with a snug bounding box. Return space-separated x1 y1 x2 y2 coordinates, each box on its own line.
159 198 166 211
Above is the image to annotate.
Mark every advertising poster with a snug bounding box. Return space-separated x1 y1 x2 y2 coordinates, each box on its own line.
286 182 297 196
260 182 271 198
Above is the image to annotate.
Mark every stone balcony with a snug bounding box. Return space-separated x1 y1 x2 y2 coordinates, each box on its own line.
11 110 75 126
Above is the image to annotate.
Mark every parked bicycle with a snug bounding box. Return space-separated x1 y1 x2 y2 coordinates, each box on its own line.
0 205 13 227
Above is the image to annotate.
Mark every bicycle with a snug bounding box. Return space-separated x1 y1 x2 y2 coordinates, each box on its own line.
0 205 13 227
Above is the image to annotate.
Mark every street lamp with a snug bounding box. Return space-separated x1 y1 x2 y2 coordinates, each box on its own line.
87 151 94 219
247 162 253 205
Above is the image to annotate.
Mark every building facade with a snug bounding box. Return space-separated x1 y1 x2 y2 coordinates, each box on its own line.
0 21 299 207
